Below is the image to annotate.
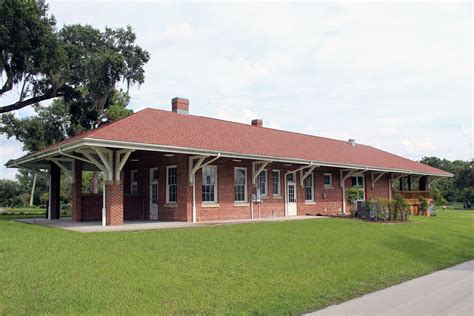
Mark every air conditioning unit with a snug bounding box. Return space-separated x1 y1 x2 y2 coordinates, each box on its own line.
252 189 262 202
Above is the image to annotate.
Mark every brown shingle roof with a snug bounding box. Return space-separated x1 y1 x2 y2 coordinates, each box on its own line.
12 108 451 176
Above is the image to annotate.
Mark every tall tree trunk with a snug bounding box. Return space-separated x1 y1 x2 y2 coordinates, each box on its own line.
92 171 99 193
30 173 37 206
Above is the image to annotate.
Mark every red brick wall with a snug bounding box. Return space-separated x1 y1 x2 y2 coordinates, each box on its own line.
81 194 102 221
124 194 145 220
117 152 392 222
123 151 191 222
297 168 344 216
366 173 391 200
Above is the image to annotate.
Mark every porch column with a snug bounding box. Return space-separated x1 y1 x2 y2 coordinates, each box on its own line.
407 175 412 191
49 162 61 219
106 152 124 226
71 158 83 222
399 177 403 191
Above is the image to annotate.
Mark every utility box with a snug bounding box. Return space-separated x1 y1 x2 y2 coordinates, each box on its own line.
252 189 262 202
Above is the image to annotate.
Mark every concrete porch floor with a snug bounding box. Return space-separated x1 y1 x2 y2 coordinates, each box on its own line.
15 215 327 233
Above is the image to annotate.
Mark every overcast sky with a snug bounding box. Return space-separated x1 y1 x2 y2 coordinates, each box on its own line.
0 0 472 180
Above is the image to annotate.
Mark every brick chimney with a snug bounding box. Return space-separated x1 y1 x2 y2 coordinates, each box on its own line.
251 119 263 127
172 97 189 114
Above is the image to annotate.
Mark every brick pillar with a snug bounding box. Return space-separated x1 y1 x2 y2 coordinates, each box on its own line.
106 180 124 225
71 158 83 222
50 163 61 219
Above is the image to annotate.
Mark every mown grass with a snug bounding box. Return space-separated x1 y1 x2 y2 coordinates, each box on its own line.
0 210 472 314
1 207 45 214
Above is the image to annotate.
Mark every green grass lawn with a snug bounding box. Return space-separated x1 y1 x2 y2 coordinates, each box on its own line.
0 210 473 314
1 207 45 214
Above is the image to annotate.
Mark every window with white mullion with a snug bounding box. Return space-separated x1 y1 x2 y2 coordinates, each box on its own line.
166 166 177 203
202 166 217 203
304 173 314 202
324 173 333 188
258 169 267 196
272 170 281 196
234 167 247 202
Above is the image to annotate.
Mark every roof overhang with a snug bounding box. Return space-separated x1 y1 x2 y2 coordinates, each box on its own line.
6 137 454 177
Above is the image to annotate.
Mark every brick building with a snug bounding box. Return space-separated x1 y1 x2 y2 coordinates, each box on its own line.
6 98 452 225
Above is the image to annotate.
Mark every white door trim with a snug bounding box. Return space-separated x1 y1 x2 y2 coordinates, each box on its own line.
286 172 298 216
150 167 159 220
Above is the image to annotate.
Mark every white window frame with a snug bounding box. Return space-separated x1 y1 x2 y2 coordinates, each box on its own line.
324 173 333 189
166 165 177 204
130 170 138 194
304 173 314 202
234 167 248 203
272 170 281 196
202 165 218 203
258 169 268 197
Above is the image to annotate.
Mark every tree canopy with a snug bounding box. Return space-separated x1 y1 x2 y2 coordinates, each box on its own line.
0 0 149 113
1 89 133 152
421 157 473 204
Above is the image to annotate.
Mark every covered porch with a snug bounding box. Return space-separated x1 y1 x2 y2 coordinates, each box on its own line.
392 174 440 215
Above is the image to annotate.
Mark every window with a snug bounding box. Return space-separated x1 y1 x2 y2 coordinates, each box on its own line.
304 174 314 202
150 168 158 204
324 173 333 188
272 170 281 196
351 176 365 200
234 168 247 202
130 170 138 194
166 166 177 203
202 166 217 203
258 170 267 196
287 172 295 182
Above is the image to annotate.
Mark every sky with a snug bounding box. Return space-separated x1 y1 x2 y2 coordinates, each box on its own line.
0 0 472 180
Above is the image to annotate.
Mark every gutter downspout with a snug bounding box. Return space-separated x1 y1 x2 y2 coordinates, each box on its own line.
102 181 106 226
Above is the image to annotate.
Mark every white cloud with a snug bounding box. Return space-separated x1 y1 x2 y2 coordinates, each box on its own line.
0 1 471 179
0 136 25 180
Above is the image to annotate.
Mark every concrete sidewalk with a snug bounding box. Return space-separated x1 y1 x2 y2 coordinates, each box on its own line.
311 260 473 316
15 215 326 233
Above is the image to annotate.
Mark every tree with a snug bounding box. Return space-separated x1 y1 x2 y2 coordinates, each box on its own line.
1 90 133 196
1 89 133 152
16 169 48 205
0 0 149 114
0 179 21 207
421 157 473 204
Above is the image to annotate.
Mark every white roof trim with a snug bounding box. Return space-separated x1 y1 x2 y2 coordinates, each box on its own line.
6 137 453 177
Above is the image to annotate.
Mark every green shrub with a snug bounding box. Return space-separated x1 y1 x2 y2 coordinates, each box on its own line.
393 194 409 221
419 196 429 215
39 192 49 206
348 186 363 216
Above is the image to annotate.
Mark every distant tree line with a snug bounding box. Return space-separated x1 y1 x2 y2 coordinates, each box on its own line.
420 157 473 205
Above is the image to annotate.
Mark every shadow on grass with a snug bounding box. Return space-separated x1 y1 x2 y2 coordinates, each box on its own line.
381 233 473 268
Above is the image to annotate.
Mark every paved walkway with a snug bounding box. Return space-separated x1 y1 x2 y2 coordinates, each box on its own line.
16 215 326 233
311 260 474 316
